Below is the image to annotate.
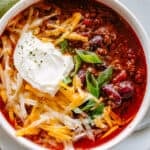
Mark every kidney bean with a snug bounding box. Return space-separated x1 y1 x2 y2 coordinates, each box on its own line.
118 81 134 99
113 70 127 83
78 69 86 85
102 84 121 105
90 35 103 48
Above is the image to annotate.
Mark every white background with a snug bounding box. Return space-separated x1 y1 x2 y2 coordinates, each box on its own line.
0 0 150 150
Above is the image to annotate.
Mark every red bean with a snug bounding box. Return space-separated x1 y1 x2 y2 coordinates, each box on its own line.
118 81 134 99
78 70 86 85
102 84 121 105
90 35 103 47
113 70 127 83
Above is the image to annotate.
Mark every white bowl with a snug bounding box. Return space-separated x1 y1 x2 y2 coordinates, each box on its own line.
0 0 150 150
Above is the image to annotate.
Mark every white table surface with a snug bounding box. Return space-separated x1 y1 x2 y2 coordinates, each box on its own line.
0 0 150 150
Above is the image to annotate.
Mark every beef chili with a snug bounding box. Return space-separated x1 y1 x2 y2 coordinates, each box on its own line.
0 0 147 149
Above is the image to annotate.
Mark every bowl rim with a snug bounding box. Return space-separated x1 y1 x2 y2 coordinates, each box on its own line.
0 0 150 150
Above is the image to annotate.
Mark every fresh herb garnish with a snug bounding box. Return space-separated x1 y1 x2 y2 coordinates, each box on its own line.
86 72 99 98
97 66 113 86
76 50 102 64
59 39 69 53
79 99 104 119
63 76 72 85
80 99 96 111
90 103 104 119
86 67 113 98
71 55 82 76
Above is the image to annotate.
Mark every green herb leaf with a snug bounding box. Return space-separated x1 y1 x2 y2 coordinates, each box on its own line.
71 55 82 76
98 67 113 86
80 99 96 111
86 72 99 98
76 50 102 64
91 73 98 85
79 99 104 119
90 103 104 119
63 76 72 85
59 39 68 53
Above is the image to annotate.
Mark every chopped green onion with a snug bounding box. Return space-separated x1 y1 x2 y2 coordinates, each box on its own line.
90 103 104 119
86 72 99 98
59 39 69 53
86 67 113 98
76 50 102 64
91 73 98 85
79 99 104 119
97 66 113 86
71 55 82 76
63 76 72 84
80 99 96 111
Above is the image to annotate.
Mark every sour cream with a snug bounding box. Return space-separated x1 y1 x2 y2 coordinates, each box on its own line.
14 32 74 96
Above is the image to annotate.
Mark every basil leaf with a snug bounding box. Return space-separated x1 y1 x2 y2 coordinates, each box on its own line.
90 103 104 119
80 99 96 111
71 55 82 76
59 39 68 53
86 72 99 98
63 76 72 85
98 67 113 86
76 50 102 64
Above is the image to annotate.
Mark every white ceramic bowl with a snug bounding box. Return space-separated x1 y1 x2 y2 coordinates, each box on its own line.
0 0 150 150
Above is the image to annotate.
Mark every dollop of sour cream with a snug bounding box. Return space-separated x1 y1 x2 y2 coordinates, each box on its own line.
14 32 74 96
